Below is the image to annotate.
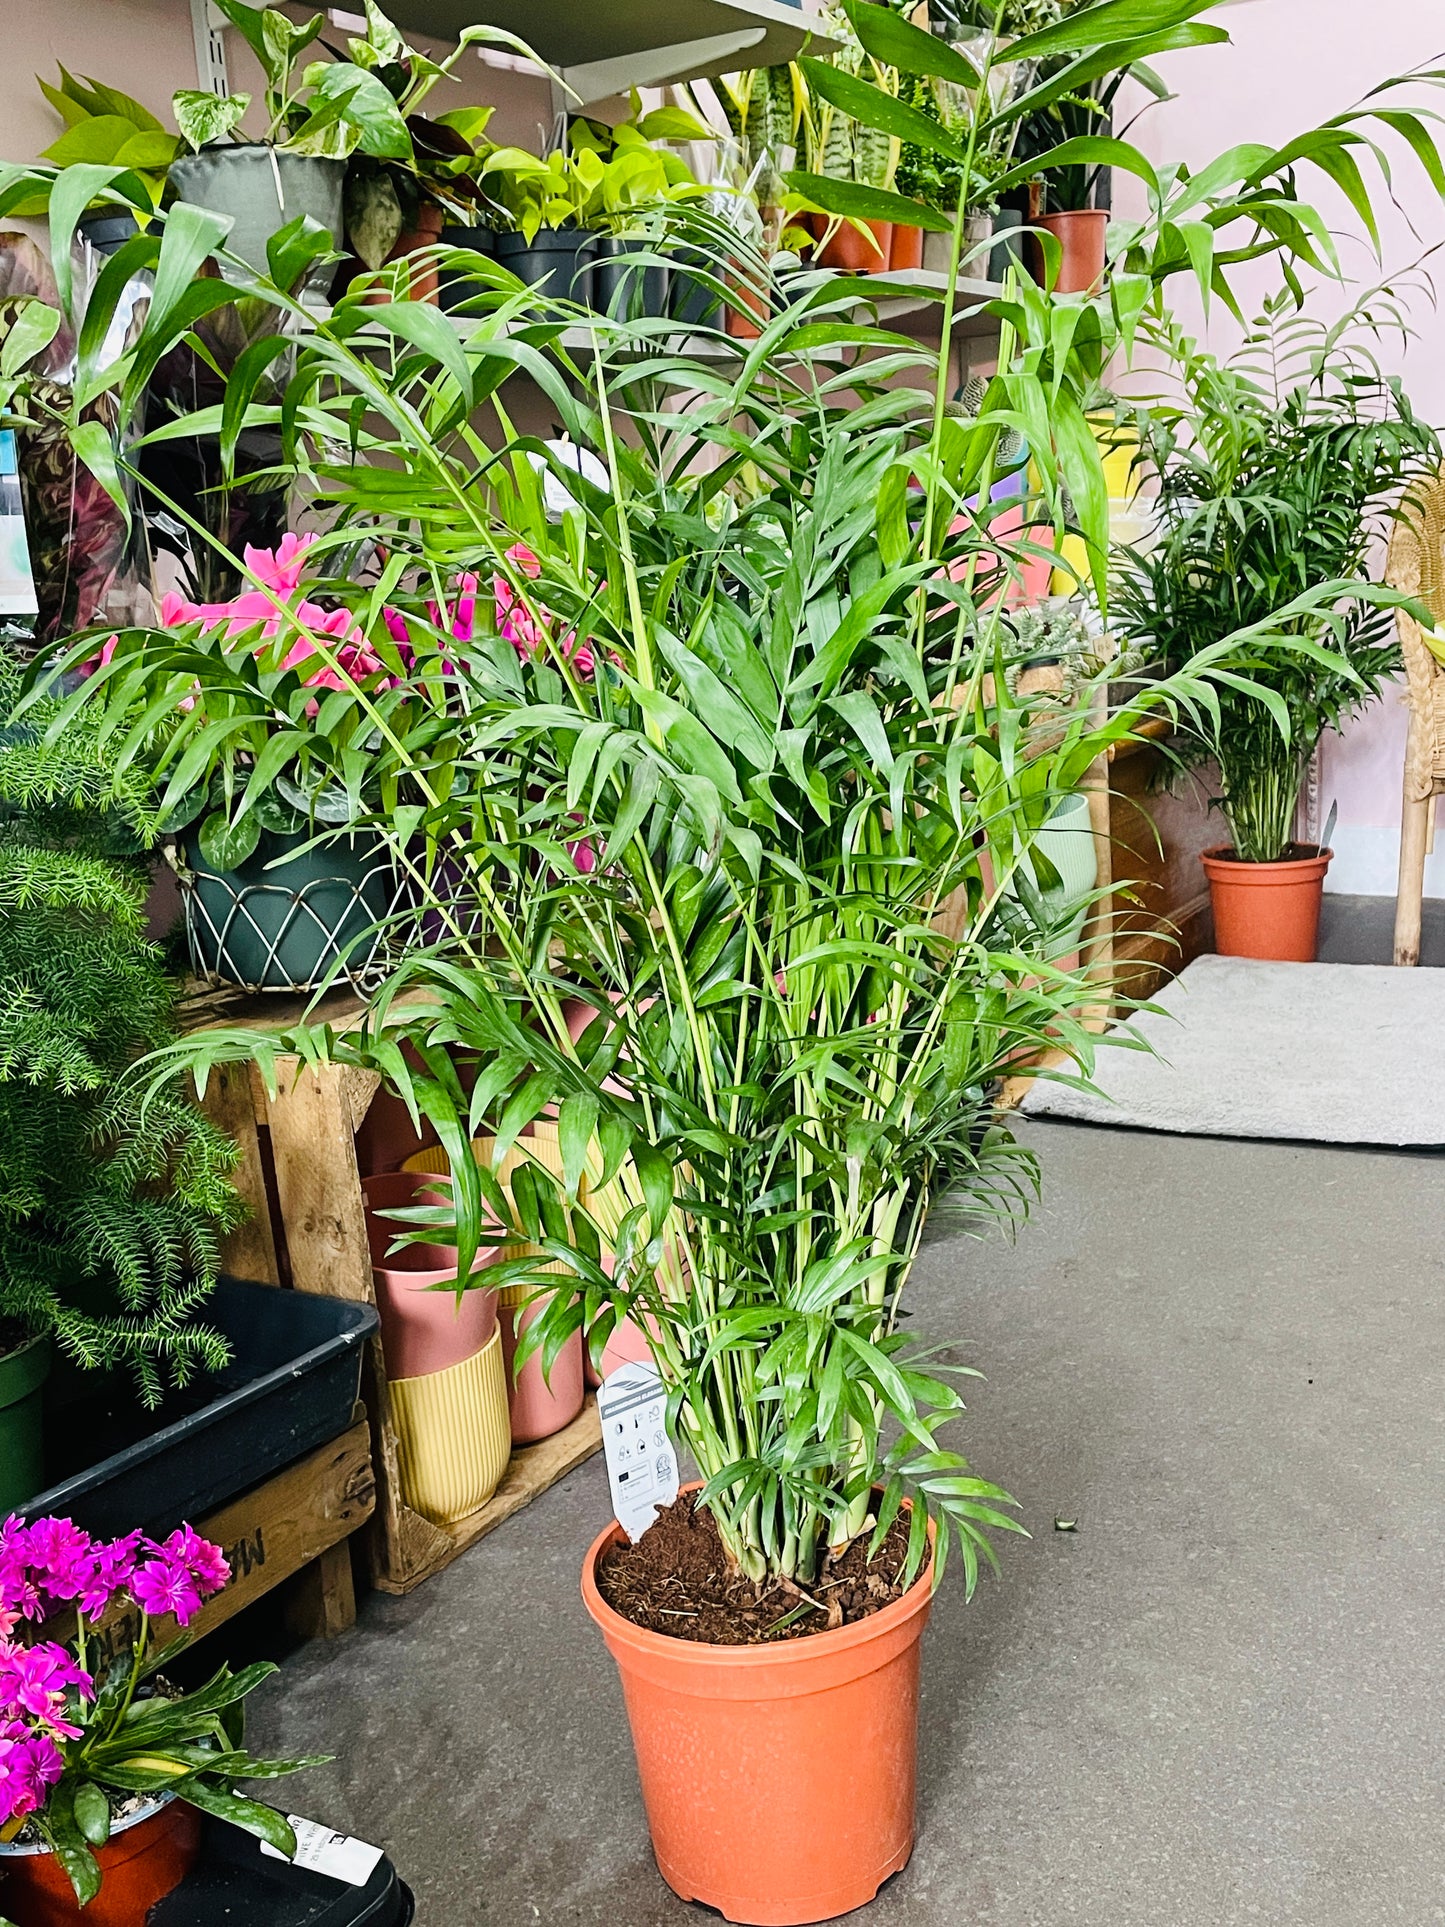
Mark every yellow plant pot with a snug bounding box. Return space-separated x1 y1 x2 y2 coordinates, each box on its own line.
389 1327 511 1525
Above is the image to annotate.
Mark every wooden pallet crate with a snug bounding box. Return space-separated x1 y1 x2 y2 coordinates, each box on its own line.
39 1415 375 1654
186 986 602 1596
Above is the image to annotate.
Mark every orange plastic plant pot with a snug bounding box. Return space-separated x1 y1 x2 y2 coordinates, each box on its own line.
1201 845 1333 962
581 1507 934 1927
817 219 893 273
0 1796 200 1927
1037 209 1107 294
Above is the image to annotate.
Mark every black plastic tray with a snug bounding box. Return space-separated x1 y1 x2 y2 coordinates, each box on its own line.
149 1819 413 1925
25 1279 378 1537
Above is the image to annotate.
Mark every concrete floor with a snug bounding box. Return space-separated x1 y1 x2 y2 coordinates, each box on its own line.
250 1103 1445 1926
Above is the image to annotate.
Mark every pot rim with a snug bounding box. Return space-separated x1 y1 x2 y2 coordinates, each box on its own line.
0 1790 176 1859
581 1486 935 1670
1201 843 1333 874
0 1327 51 1401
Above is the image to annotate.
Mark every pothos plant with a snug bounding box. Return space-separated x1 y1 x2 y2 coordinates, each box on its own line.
25 0 1445 1598
172 0 546 270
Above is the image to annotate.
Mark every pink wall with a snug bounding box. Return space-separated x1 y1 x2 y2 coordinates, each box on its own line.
0 2 552 166
1126 0 1445 895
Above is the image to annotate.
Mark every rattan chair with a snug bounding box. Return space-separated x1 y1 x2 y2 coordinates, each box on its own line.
1388 469 1445 966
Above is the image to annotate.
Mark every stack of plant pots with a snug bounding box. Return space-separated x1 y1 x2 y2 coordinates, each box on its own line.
403 1134 585 1446
361 1171 511 1524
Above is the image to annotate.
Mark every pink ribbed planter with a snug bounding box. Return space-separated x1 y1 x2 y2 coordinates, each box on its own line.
361 1171 497 1381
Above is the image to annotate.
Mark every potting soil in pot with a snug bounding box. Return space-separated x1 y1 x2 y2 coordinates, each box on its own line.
597 1492 915 1644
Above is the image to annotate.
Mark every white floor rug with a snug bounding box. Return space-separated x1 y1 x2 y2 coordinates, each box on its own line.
1020 953 1445 1145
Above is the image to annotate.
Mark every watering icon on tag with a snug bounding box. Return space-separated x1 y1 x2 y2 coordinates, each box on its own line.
598 1361 679 1541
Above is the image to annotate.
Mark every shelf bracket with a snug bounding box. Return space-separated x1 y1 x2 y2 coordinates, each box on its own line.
559 28 767 108
190 0 232 96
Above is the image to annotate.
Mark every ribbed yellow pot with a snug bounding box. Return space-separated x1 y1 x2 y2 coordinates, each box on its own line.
389 1327 511 1524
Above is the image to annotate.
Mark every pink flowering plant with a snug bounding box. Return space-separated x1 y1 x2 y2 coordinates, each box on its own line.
50 531 474 877
38 527 591 912
0 1516 321 1907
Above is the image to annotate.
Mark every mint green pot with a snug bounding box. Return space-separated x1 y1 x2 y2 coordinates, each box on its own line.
0 1333 51 1514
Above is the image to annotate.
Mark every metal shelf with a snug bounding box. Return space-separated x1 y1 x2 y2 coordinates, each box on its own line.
378 0 832 106
844 270 1007 340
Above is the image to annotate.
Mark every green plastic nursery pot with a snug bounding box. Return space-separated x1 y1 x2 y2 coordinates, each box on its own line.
581 1494 934 1927
181 826 399 994
1201 844 1333 963
169 148 344 291
0 1331 50 1513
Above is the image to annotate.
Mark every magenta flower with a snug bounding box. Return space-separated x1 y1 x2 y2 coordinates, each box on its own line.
0 1521 44 1635
0 1721 64 1827
75 1532 142 1621
22 1520 95 1605
0 1641 91 1728
129 1554 203 1629
157 1526 230 1599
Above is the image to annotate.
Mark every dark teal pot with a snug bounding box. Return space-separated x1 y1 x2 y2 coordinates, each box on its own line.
182 827 398 994
0 1333 51 1513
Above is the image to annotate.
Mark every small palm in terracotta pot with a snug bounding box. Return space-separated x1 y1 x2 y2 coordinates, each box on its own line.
1111 289 1441 964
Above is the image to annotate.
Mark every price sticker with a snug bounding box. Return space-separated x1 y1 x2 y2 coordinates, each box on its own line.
260 1816 385 1886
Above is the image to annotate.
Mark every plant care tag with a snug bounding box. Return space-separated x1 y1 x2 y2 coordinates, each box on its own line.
598 1360 679 1542
260 1816 385 1886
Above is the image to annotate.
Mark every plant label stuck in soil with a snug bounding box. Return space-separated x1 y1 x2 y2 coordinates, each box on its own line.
260 1816 386 1885
599 1361 679 1541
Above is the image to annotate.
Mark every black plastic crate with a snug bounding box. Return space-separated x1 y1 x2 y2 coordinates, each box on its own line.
149 1819 413 1925
26 1279 377 1537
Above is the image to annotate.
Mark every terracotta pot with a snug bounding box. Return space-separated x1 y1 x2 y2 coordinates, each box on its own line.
582 1499 933 1926
1201 844 1333 963
362 1171 498 1380
890 223 924 271
1037 209 1108 294
0 1795 200 1927
381 200 446 303
725 272 768 340
817 219 892 274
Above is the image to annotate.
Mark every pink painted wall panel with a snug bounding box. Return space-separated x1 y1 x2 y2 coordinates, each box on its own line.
1123 0 1445 893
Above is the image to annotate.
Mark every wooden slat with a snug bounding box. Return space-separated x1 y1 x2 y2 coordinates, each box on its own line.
284 1539 357 1642
372 1398 603 1596
265 1060 374 1305
200 1062 281 1286
39 1421 375 1665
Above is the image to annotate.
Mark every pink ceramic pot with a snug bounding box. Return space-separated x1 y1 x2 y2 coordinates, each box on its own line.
498 1284 585 1443
600 1314 655 1380
362 1171 498 1380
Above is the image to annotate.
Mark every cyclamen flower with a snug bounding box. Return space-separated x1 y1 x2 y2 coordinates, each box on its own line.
245 531 316 594
494 544 596 679
0 1720 64 1827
